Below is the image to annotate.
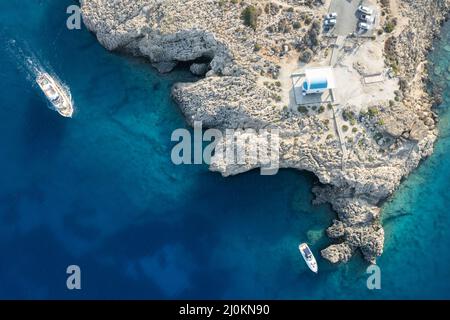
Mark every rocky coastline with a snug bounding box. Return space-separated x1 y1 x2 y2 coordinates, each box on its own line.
80 0 450 264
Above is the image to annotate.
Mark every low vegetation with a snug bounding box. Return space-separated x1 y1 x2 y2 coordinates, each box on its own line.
298 106 308 114
384 18 397 33
242 5 260 30
368 106 379 117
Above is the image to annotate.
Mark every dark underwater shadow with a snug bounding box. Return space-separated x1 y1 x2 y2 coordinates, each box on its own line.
85 168 337 299
20 95 68 156
87 206 232 299
0 226 165 299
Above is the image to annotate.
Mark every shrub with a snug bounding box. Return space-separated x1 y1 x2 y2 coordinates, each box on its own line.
298 106 308 114
384 21 395 33
368 106 379 117
242 5 260 30
342 125 349 132
299 49 313 63
342 110 356 122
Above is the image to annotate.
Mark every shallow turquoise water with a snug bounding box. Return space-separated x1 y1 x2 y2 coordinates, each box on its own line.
0 0 449 299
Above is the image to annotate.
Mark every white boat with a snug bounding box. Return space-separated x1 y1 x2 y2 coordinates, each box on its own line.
299 243 318 273
36 72 73 118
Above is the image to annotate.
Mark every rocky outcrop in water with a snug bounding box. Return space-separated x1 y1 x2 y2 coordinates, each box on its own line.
81 0 450 265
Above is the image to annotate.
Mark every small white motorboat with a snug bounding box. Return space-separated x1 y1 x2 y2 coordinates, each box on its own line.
299 243 318 273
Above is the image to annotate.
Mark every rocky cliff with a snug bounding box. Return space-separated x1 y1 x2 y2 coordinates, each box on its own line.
81 0 450 264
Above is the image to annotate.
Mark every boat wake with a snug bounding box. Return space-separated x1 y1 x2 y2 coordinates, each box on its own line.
3 37 74 114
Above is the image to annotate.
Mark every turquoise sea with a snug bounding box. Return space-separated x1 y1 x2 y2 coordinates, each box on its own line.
0 0 449 299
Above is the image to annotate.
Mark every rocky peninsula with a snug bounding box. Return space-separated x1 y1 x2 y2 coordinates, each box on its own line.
80 0 450 264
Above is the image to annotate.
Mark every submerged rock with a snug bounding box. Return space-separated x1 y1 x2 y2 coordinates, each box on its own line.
307 229 324 245
152 62 178 73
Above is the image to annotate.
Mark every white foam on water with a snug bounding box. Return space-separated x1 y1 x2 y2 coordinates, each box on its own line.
4 37 74 114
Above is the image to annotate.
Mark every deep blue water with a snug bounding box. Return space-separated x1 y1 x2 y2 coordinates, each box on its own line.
0 0 449 299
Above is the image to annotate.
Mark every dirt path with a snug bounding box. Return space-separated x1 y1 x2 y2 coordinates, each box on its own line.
277 55 302 107
389 0 409 36
390 0 399 16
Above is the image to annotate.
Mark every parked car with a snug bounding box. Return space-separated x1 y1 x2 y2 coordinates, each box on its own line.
360 13 374 23
358 5 373 15
358 22 370 30
326 12 338 19
324 18 337 26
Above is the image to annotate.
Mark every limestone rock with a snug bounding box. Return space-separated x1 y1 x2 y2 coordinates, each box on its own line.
190 63 210 76
326 220 345 239
321 243 354 264
80 0 449 266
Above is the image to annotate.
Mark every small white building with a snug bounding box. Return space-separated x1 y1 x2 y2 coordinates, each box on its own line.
301 67 336 95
